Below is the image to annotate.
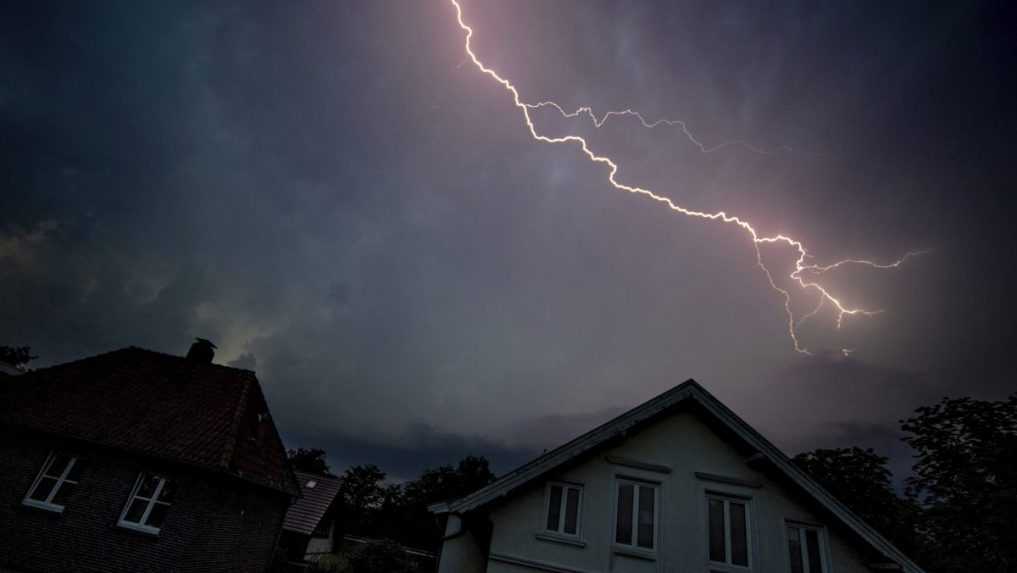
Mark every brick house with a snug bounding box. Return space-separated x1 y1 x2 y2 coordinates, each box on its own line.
0 341 300 573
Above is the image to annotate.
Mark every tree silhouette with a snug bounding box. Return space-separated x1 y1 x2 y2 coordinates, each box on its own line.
0 345 36 369
902 394 1017 573
286 448 334 476
792 447 921 556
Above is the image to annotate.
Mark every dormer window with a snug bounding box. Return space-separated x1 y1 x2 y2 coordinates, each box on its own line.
23 452 85 513
118 473 175 534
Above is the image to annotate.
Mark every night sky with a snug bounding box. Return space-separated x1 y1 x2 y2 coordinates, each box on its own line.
3 1 1015 482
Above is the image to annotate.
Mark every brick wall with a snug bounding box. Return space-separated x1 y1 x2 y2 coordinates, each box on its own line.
0 431 290 573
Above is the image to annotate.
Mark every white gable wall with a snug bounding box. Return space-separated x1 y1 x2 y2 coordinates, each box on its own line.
482 410 872 573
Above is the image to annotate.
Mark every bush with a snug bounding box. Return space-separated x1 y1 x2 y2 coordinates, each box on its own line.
345 539 413 573
308 554 346 573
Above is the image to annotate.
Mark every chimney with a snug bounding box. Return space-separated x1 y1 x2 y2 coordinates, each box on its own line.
186 338 217 363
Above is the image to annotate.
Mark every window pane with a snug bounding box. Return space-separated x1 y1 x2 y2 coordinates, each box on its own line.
124 499 148 523
564 488 580 535
156 479 175 503
65 458 86 482
730 502 748 565
29 476 58 502
787 527 804 573
137 475 159 499
806 529 823 573
47 454 73 477
51 481 77 506
546 485 562 531
146 502 170 529
615 484 634 544
708 498 726 562
637 486 655 549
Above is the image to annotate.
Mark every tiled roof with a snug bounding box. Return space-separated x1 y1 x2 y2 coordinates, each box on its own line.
0 347 299 496
283 471 342 535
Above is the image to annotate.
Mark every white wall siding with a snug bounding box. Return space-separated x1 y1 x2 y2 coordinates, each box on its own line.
437 513 488 573
484 410 874 573
305 521 334 556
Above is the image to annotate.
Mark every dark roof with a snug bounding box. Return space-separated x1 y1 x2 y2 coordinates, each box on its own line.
431 379 925 573
283 471 343 535
0 346 299 496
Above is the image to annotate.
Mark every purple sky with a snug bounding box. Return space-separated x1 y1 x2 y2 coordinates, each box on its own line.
2 1 1015 481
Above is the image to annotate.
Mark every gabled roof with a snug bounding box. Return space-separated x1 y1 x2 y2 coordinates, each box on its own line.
431 379 925 573
0 347 299 496
283 471 343 535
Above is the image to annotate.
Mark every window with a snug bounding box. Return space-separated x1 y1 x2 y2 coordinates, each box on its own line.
23 452 85 512
545 482 582 536
118 473 175 534
614 480 656 550
787 524 827 573
707 495 750 569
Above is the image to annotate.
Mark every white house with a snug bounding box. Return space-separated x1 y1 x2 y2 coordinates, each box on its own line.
430 380 925 573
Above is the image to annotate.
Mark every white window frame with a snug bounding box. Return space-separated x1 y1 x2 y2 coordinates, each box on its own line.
613 478 659 552
117 473 172 534
784 522 831 573
22 452 82 513
706 493 753 571
543 481 583 537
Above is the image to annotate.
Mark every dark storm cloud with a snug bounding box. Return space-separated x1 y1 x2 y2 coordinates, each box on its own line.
283 423 536 482
2 1 1015 480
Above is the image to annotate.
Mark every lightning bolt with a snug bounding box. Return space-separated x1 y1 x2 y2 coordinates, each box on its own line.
449 0 923 355
524 101 782 155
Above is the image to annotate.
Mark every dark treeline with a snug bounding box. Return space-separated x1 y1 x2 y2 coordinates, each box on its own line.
287 449 495 552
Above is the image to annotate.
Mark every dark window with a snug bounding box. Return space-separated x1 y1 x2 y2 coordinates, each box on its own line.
23 452 84 511
118 473 174 533
730 502 748 566
563 488 580 535
545 483 582 536
546 485 562 531
636 485 655 549
615 483 634 544
615 481 655 549
709 498 726 562
788 526 804 573
787 524 826 573
806 529 824 573
707 495 750 567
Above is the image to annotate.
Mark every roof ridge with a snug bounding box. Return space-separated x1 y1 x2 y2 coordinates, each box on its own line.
125 346 258 375
21 346 136 375
24 346 258 376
